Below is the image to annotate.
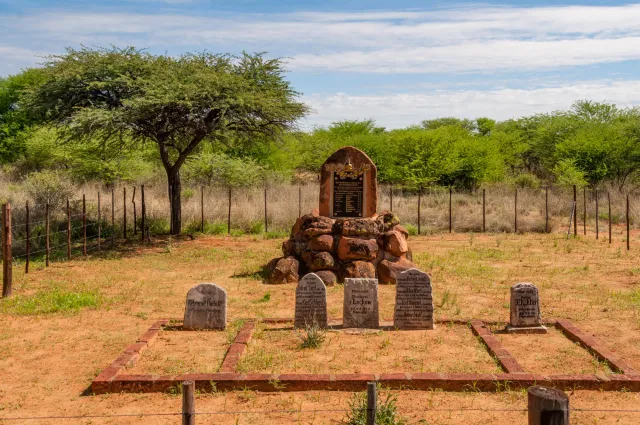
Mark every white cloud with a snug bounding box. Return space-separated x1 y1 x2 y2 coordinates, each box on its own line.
301 80 640 129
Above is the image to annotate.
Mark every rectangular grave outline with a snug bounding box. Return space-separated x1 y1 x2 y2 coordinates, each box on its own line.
92 318 640 394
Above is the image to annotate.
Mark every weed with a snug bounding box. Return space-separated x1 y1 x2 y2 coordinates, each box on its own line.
341 385 406 425
0 288 100 315
255 292 271 303
298 316 326 349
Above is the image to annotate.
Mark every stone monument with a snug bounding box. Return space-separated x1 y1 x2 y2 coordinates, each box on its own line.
343 278 379 328
507 282 547 334
394 268 434 330
183 283 227 330
294 273 328 328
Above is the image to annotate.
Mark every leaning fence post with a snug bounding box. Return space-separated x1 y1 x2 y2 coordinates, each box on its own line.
627 194 630 251
140 185 146 242
573 185 577 237
25 201 30 274
366 382 376 425
111 188 115 247
123 187 127 240
82 194 87 256
449 186 453 233
227 187 232 235
583 186 587 236
595 189 599 240
2 203 12 298
608 192 612 244
182 380 195 425
417 187 421 235
45 202 50 267
527 386 569 425
132 187 137 235
67 199 71 260
482 188 486 233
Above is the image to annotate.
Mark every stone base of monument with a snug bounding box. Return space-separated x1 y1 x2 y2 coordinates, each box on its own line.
266 211 417 285
505 325 548 334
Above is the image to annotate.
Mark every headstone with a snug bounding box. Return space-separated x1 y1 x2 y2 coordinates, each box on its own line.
319 146 378 219
507 282 547 334
183 283 227 330
343 278 379 328
294 273 328 328
394 268 434 330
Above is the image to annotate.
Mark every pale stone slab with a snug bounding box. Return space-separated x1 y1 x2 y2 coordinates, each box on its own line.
294 273 328 329
509 282 544 328
183 283 227 330
394 268 434 330
343 278 379 329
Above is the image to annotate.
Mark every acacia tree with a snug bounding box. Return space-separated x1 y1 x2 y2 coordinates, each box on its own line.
24 46 309 234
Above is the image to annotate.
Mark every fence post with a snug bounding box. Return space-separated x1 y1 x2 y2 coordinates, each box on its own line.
97 192 101 251
227 187 232 235
141 185 146 242
573 185 577 237
111 188 115 247
482 188 486 233
449 186 453 233
608 192 612 244
417 187 421 236
200 186 204 233
123 187 127 240
25 201 30 274
514 188 518 234
2 203 12 298
182 380 195 425
527 386 569 425
627 194 630 251
366 382 376 425
583 186 587 236
298 185 302 218
595 190 599 240
67 199 71 260
45 202 50 267
545 186 549 234
82 194 87 256
132 187 137 235
264 186 268 233
389 185 393 212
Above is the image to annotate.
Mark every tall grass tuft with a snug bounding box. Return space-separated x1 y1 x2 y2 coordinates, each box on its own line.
341 386 406 425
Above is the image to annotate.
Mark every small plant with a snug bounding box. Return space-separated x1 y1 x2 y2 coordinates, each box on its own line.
298 316 326 349
341 386 406 425
256 292 271 303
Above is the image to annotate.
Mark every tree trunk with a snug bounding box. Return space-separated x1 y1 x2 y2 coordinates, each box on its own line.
167 168 182 235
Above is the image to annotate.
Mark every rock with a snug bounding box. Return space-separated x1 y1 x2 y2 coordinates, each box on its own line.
392 225 409 239
315 270 338 286
266 257 300 284
301 251 337 271
309 234 334 252
384 231 408 257
333 218 382 237
340 261 376 280
282 237 308 257
302 215 334 237
376 210 400 232
377 257 416 284
336 237 378 261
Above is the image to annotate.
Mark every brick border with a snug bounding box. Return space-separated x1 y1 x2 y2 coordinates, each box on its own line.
92 318 640 394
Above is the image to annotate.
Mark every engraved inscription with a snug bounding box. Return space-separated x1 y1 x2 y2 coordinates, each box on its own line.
333 173 364 218
394 268 434 330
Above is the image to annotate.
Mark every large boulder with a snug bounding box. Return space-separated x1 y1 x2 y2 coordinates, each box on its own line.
315 270 338 287
376 210 400 232
336 237 378 261
384 231 408 257
301 215 334 237
377 257 416 284
301 251 337 271
340 261 376 280
266 257 300 284
333 218 382 237
392 225 409 239
309 234 334 252
282 237 308 257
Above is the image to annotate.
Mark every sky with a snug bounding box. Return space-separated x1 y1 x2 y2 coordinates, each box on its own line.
1 0 640 129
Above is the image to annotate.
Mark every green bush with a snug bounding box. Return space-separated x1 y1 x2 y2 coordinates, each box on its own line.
24 170 75 206
403 224 418 236
145 217 170 235
341 386 406 425
513 173 541 189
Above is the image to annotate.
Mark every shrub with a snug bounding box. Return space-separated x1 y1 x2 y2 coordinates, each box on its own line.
298 316 326 349
23 170 75 207
513 173 541 189
341 386 406 425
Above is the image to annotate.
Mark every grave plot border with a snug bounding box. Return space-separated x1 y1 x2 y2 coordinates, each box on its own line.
92 318 640 394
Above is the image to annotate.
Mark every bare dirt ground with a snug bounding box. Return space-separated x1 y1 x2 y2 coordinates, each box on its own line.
1 229 640 424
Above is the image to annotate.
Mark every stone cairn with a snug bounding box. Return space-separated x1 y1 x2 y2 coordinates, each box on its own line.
266 211 416 286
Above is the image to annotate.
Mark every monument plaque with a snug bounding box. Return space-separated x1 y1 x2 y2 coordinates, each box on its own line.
507 282 547 334
394 268 434 330
183 283 227 330
343 278 379 328
294 273 328 328
319 146 377 218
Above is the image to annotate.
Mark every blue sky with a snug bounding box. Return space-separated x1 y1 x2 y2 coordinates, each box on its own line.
1 0 640 128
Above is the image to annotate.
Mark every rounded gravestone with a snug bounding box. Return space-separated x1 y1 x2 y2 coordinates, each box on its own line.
394 268 434 330
294 273 328 329
183 283 227 330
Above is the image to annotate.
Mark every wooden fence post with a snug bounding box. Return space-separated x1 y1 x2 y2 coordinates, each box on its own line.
583 186 587 236
132 187 137 235
482 188 486 233
140 185 146 242
608 192 612 244
25 201 30 274
182 381 195 425
111 188 115 247
545 186 549 234
45 202 50 267
527 386 569 425
627 194 630 251
514 188 518 233
595 189 599 240
390 185 393 212
97 192 101 251
200 186 204 233
449 186 453 233
264 186 268 233
298 185 302 218
2 203 12 298
67 199 71 260
82 194 87 256
123 187 127 240
366 381 376 425
573 185 577 237
227 187 232 235
417 187 421 236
